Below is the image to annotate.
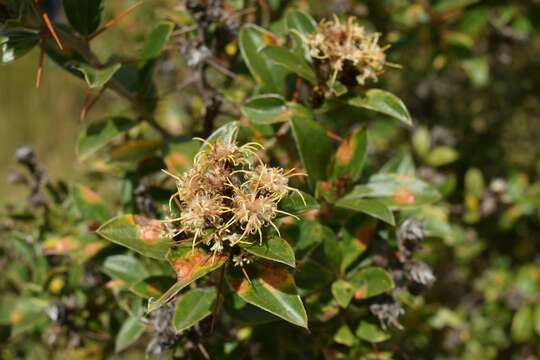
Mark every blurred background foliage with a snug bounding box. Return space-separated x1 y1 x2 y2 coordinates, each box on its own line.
1 0 540 359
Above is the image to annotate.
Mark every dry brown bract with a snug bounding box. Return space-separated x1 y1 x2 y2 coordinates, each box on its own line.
304 15 390 87
162 139 305 260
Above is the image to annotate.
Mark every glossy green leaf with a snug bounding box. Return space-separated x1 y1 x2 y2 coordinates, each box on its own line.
335 198 395 225
242 94 291 124
345 89 412 126
205 121 239 146
331 280 354 308
260 45 316 84
239 25 286 93
348 267 394 300
426 146 459 167
115 315 145 353
278 190 319 215
147 244 227 312
173 287 217 331
331 127 368 181
512 306 533 342
241 233 295 267
343 173 441 210
103 254 149 286
339 223 373 273
76 117 137 160
130 276 176 299
227 262 308 328
71 184 111 222
286 10 317 35
63 0 103 36
139 21 174 68
0 29 39 64
97 214 172 260
356 321 390 343
290 109 332 187
72 62 122 88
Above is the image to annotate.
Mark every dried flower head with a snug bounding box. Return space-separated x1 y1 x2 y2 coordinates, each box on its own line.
370 301 405 330
162 139 304 257
304 15 393 86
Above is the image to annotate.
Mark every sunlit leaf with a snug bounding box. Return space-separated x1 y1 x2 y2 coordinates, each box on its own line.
173 287 217 331
241 233 295 267
345 89 412 126
76 117 137 160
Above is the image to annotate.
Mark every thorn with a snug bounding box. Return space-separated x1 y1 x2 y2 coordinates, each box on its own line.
80 87 106 121
35 46 45 89
42 13 63 50
88 1 143 41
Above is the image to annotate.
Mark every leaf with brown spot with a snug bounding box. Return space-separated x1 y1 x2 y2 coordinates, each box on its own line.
348 267 394 300
130 276 176 299
97 214 172 260
147 244 227 312
163 140 199 174
226 261 308 328
331 127 368 182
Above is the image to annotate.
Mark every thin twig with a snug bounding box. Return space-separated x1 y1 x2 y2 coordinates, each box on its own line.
80 86 106 122
88 1 143 41
35 45 45 89
41 13 63 50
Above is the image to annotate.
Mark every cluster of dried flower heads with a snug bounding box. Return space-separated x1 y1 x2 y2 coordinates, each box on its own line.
162 138 303 261
304 15 392 86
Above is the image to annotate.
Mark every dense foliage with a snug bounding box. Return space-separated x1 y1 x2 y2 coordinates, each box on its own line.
1 0 539 359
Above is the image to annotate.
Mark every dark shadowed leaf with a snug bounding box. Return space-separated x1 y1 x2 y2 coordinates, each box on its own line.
227 262 308 328
0 29 39 64
239 25 286 93
241 233 295 267
97 214 172 260
278 191 318 215
331 127 368 181
110 139 162 162
130 276 176 299
63 0 103 36
76 117 136 160
345 89 412 126
260 45 316 84
290 109 332 188
348 267 394 300
173 287 217 331
147 244 227 312
335 198 395 225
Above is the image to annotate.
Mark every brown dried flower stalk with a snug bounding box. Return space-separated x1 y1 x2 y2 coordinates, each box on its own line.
304 15 395 86
162 139 305 260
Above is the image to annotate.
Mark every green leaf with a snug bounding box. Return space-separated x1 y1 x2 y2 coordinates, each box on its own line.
345 89 412 126
115 315 145 353
334 324 356 347
71 184 111 222
462 57 489 87
97 215 172 260
0 298 48 336
512 306 533 342
0 29 40 64
109 139 162 162
278 191 319 215
205 121 239 146
130 276 176 299
343 173 441 210
72 62 122 88
348 267 394 300
241 233 295 268
227 262 308 328
163 140 200 174
139 21 174 68
412 126 431 158
335 198 395 225
103 254 149 286
242 94 291 125
63 0 103 36
286 10 317 35
147 245 227 312
339 223 373 273
173 287 217 332
331 127 368 181
77 117 137 160
426 146 459 167
239 24 286 93
290 109 332 188
260 45 316 84
355 321 390 343
331 280 354 308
